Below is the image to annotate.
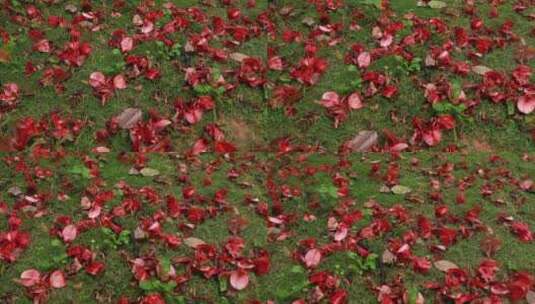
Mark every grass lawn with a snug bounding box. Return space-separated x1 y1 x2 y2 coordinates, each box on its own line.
0 0 534 303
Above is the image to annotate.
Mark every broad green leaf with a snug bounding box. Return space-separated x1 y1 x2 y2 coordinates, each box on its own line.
69 164 91 179
139 279 155 291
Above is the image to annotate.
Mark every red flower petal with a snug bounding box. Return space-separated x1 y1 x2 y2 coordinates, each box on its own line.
85 261 105 276
34 39 51 53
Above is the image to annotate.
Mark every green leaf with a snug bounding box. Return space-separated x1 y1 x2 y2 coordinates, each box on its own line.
346 65 358 72
507 102 515 116
290 265 305 273
159 256 172 277
69 164 91 179
219 276 228 292
139 279 156 291
193 84 212 95
407 286 419 304
432 102 447 113
451 79 462 100
161 281 177 292
118 230 131 245
101 228 114 236
51 239 62 247
166 295 186 304
358 0 381 9
318 183 338 199
364 254 378 270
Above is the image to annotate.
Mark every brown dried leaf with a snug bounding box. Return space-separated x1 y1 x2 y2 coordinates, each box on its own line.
65 4 78 13
139 167 160 177
434 260 459 272
302 16 316 26
472 65 492 75
116 108 142 129
382 249 396 264
480 236 502 257
229 53 249 63
0 49 10 63
515 46 535 63
346 130 378 152
527 290 535 304
184 237 206 248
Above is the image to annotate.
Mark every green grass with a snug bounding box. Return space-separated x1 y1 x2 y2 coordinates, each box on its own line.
2 151 533 303
1 0 534 303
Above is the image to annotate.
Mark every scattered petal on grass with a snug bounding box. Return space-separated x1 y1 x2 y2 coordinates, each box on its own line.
113 75 127 90
304 248 322 268
517 95 535 114
49 270 66 288
229 270 249 290
19 269 41 287
357 52 371 68
61 224 77 242
347 92 364 110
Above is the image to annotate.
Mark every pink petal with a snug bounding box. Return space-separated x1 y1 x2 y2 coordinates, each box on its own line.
191 139 209 155
62 224 78 242
113 74 127 89
517 95 535 114
347 92 363 110
423 129 442 146
357 52 371 68
520 179 533 191
321 91 340 108
334 226 348 241
89 72 106 88
268 56 283 70
229 269 249 290
19 269 41 287
34 39 51 53
88 206 101 219
304 248 322 268
49 270 66 288
120 37 134 52
380 35 393 48
141 22 154 34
